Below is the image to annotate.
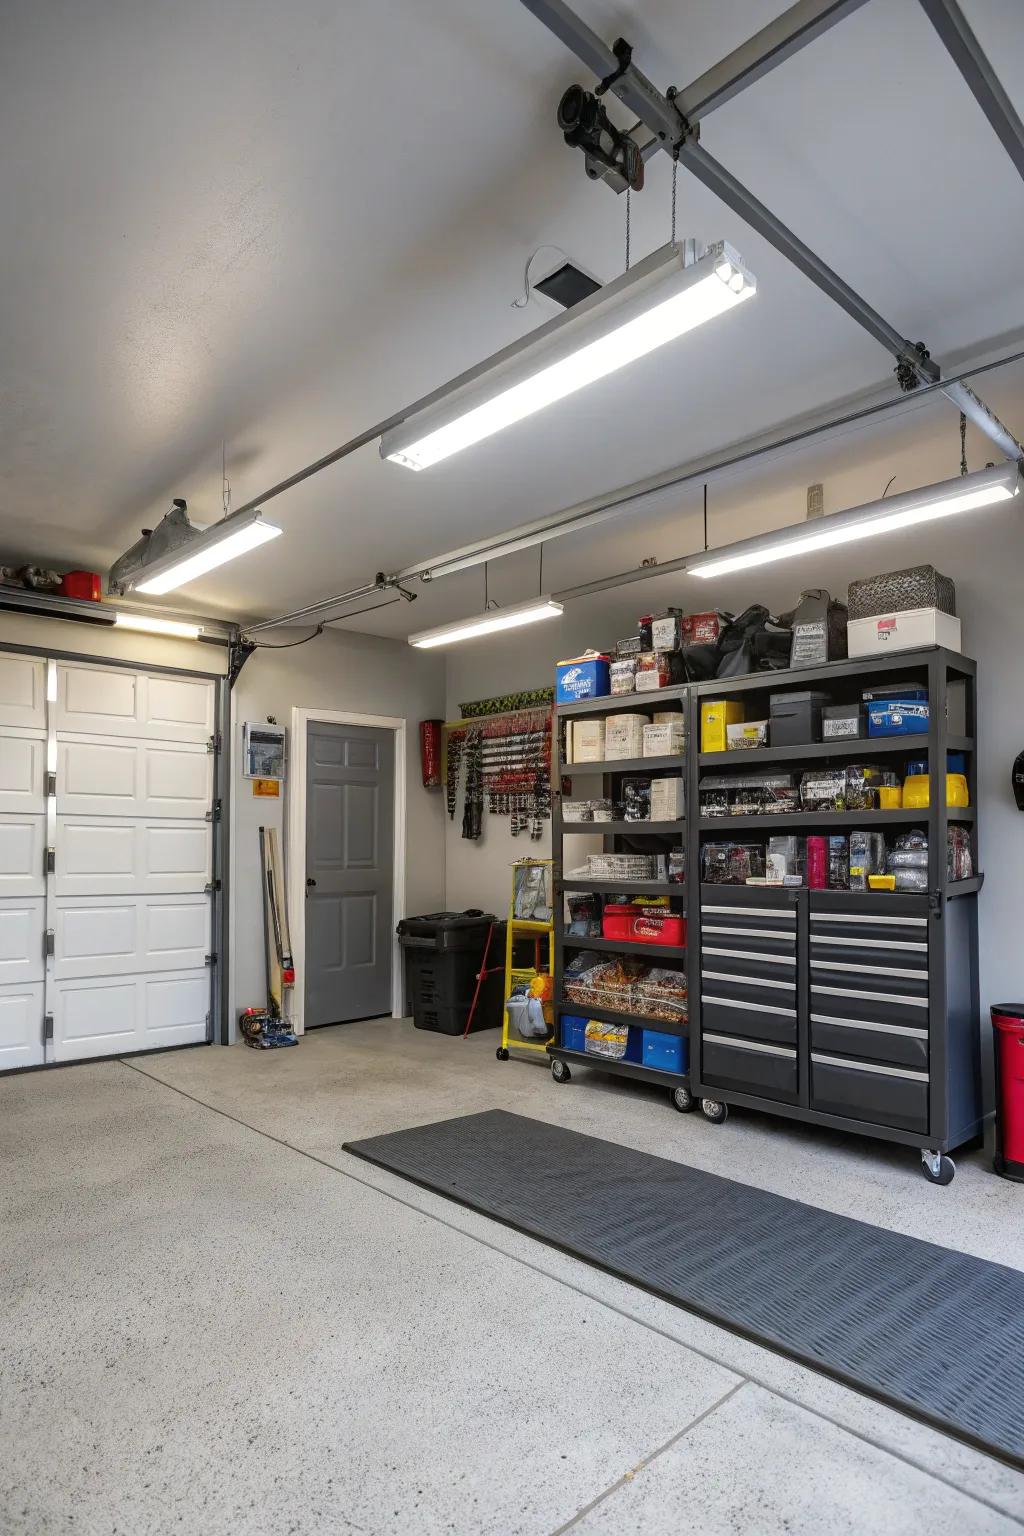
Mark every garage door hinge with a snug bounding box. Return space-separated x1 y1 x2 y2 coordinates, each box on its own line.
204 952 217 966
42 1014 53 1042
205 800 222 823
204 879 222 894
207 733 222 754
45 769 56 798
45 847 55 874
44 929 55 958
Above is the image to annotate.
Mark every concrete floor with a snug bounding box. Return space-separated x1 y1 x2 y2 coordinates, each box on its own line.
2 1020 1022 1535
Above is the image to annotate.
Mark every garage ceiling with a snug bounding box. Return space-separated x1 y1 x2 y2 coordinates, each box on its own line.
2 0 1023 631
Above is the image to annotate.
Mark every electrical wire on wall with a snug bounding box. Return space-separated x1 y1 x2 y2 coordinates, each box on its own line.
251 595 404 649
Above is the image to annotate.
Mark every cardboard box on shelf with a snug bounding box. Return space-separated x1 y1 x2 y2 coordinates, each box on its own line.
569 719 605 763
848 607 962 657
701 699 745 753
605 713 649 760
727 721 769 750
650 777 685 820
643 720 685 757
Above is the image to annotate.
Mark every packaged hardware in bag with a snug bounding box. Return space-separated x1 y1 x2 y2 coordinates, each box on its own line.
584 1017 630 1060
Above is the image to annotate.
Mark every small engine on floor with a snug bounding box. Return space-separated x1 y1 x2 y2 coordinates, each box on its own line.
239 1007 297 1050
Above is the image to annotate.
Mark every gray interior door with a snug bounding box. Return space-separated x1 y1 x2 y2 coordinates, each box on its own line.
305 721 394 1028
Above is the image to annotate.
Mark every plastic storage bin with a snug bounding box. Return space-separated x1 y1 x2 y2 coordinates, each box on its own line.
769 690 830 746
642 1029 688 1074
397 912 505 1034
866 697 930 736
556 655 610 703
602 906 686 947
560 1014 588 1052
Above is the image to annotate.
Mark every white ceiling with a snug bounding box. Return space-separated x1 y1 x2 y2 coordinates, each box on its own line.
2 0 1023 633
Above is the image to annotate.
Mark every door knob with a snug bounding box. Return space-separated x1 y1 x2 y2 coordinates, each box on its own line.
306 877 317 888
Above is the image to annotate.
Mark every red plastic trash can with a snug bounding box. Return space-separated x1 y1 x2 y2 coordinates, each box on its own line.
992 1004 1024 1182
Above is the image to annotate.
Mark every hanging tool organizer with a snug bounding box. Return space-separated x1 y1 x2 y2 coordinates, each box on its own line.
443 694 554 840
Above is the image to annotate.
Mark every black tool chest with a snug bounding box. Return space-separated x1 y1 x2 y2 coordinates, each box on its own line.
550 644 984 1179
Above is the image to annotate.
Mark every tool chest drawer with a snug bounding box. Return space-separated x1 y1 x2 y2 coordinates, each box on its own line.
702 1034 799 1103
809 958 929 1002
810 935 927 974
810 1013 929 1072
700 926 795 961
810 981 928 1031
702 968 797 1011
808 899 929 953
810 1052 928 1134
702 993 797 1047
702 945 797 984
701 899 796 943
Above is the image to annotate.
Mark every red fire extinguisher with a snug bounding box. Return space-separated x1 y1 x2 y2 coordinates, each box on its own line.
419 720 443 789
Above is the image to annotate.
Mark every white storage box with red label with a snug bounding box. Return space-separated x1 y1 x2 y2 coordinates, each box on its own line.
848 606 961 657
605 713 648 759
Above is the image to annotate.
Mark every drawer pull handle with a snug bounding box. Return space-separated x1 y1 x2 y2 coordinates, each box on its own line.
704 995 796 1019
701 905 796 921
810 1013 928 1040
705 1033 796 1059
809 912 926 927
705 970 795 992
811 1051 928 1083
811 960 926 980
704 947 796 966
703 926 796 942
810 935 927 953
812 984 928 1008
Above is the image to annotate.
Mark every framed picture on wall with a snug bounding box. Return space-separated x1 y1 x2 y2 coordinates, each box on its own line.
243 722 286 781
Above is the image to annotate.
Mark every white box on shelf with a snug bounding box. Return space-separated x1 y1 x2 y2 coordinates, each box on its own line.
643 721 685 757
570 720 605 763
605 713 649 760
847 606 962 657
650 777 685 820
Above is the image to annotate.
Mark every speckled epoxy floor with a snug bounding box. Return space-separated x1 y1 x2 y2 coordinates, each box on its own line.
2 1023 1022 1535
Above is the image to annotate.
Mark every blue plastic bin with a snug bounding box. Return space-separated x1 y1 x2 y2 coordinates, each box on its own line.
556 657 610 704
642 1029 688 1074
560 1014 588 1051
866 698 930 737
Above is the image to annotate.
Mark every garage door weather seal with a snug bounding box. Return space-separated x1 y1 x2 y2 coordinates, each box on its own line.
344 1110 1024 1468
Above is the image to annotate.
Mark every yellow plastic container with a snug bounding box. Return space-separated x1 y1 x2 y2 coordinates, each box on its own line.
878 785 903 810
902 773 970 810
701 699 745 753
868 874 897 891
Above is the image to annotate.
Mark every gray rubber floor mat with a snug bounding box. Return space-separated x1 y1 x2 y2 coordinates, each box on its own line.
345 1109 1024 1468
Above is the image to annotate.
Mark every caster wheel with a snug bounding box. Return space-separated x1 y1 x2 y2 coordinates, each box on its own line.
496 1047 510 1061
701 1097 728 1125
921 1151 955 1185
670 1085 694 1114
551 1058 571 1084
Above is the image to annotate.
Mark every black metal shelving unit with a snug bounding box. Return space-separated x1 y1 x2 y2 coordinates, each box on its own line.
550 687 693 1113
548 645 984 1179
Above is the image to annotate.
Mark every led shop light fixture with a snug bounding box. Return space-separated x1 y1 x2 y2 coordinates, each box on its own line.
689 461 1022 579
408 596 564 649
113 613 202 640
133 512 282 595
381 241 756 471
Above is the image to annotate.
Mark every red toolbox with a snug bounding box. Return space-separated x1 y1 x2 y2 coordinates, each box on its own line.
992 1004 1024 1182
602 905 686 947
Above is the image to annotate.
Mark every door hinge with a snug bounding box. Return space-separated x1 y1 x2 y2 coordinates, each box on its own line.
205 800 222 823
45 847 55 875
43 1013 54 1042
204 952 217 966
204 879 222 894
44 929 55 958
207 733 222 754
205 1011 211 1029
45 769 56 798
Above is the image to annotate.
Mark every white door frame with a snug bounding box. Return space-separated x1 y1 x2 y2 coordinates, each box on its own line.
287 707 407 1034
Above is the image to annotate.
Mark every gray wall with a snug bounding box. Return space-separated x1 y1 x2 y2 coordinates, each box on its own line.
230 625 447 1035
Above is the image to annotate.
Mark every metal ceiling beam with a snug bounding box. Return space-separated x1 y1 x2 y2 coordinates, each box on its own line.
519 0 1024 460
917 0 1024 184
674 0 873 123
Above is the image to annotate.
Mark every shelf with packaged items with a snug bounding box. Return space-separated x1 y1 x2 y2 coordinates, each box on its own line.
697 733 974 768
697 809 974 832
559 878 684 895
556 684 689 716
560 819 684 835
558 754 686 775
561 933 686 962
554 998 689 1038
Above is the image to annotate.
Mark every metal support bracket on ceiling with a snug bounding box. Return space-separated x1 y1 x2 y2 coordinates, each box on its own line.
916 0 1024 185
519 0 1024 461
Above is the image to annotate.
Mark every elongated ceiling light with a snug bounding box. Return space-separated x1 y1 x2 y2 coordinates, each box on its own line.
689 461 1022 579
113 613 202 639
130 511 282 596
408 596 563 648
381 241 755 471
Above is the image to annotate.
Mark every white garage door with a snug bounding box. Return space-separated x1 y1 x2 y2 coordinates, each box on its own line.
0 653 217 1069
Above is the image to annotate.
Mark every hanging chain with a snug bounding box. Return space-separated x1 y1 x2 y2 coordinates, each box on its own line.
959 412 968 476
625 185 631 272
671 156 678 246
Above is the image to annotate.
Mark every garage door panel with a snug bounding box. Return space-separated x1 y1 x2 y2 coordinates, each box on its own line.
55 817 211 895
0 898 45 985
0 730 46 813
0 981 44 1069
56 663 214 742
52 969 210 1060
57 736 212 817
0 814 46 896
0 655 46 731
53 895 210 978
